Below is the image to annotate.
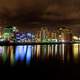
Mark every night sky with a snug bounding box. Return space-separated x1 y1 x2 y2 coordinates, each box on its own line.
0 0 80 33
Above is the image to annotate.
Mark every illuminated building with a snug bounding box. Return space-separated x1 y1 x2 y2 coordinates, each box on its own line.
57 27 73 63
2 25 16 41
1 26 12 63
26 32 34 64
34 37 41 58
40 27 49 59
35 31 40 58
0 24 80 64
2 25 16 64
50 32 57 57
0 26 5 62
34 27 49 59
0 27 3 57
15 32 27 62
72 35 80 63
15 32 34 64
35 27 58 59
78 36 80 62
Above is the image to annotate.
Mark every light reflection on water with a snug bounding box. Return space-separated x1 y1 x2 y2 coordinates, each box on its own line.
26 45 32 64
0 43 79 64
15 45 32 64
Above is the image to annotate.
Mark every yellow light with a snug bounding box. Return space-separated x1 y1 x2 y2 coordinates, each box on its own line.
36 45 40 58
0 35 2 38
73 44 78 59
10 46 14 65
48 45 50 56
55 39 58 55
73 36 78 40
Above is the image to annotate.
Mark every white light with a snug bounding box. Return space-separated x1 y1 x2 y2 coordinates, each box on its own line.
55 39 58 55
73 36 78 40
62 39 65 60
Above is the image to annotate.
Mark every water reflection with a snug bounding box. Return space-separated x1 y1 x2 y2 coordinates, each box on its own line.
26 45 32 64
0 43 80 64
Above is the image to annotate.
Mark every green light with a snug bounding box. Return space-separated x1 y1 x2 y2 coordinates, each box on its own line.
2 46 7 63
3 33 10 39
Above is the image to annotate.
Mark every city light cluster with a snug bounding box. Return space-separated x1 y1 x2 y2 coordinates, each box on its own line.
0 25 80 64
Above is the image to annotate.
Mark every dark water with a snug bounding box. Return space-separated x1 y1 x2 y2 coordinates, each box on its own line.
0 60 80 79
0 44 80 79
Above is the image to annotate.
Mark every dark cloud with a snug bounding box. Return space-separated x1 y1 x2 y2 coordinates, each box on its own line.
0 0 80 27
42 0 80 21
0 0 48 24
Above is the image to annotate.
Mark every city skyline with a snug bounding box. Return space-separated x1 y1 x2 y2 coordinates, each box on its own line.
0 25 80 64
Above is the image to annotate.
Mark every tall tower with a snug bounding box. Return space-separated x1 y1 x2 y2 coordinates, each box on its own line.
40 27 49 59
40 27 48 42
50 32 57 57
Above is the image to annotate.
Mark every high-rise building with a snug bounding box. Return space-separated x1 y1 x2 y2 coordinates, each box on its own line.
50 32 57 57
40 27 49 42
56 27 73 63
72 35 79 63
35 27 49 59
34 31 41 58
40 27 49 58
